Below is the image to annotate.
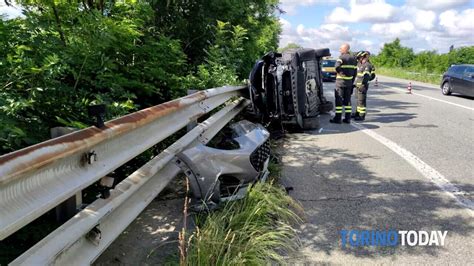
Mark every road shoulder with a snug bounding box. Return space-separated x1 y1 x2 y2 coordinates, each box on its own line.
281 115 474 264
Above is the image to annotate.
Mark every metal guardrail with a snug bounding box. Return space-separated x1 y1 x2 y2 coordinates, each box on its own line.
0 85 248 264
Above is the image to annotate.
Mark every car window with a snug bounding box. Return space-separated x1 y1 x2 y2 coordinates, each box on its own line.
449 66 466 75
463 66 474 77
322 60 335 67
448 66 457 74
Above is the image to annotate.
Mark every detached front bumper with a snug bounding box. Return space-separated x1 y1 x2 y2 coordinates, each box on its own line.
176 120 270 206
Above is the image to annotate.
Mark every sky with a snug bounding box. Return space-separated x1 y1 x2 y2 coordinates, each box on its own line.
2 0 474 55
0 2 22 19
279 0 474 54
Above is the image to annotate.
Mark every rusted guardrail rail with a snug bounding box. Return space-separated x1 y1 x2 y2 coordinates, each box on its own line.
0 85 249 265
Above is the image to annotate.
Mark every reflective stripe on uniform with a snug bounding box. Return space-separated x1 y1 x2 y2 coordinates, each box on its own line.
335 106 343 113
356 82 362 85
340 65 357 69
337 59 343 63
345 106 352 113
358 106 366 114
357 71 370 76
336 75 353 80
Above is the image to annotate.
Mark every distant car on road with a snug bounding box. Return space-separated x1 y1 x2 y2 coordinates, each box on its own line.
321 58 337 81
441 64 474 97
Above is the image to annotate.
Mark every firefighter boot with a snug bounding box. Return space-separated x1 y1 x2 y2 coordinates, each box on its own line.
351 112 360 119
343 112 351 124
355 113 365 121
330 113 342 124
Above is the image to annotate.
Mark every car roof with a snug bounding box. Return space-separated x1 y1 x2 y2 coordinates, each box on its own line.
450 64 474 67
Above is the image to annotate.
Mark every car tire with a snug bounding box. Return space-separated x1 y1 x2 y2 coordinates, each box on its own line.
442 81 452 95
314 48 331 58
319 101 333 114
302 116 320 130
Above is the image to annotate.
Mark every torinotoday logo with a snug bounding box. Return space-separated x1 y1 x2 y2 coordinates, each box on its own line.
340 229 448 248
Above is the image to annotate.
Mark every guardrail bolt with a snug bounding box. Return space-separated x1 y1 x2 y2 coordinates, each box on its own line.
100 189 110 199
86 226 102 246
99 176 114 199
86 151 97 165
88 104 106 128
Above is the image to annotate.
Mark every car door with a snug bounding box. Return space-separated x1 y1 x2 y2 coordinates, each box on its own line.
460 66 474 96
450 66 466 94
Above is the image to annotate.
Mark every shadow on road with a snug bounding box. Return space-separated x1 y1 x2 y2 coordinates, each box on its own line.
366 113 418 124
450 94 474 100
323 81 421 129
281 140 474 260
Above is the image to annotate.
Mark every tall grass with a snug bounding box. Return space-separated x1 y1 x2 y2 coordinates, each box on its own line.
184 182 303 265
376 66 443 85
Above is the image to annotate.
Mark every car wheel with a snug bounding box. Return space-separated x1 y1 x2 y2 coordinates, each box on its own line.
442 81 452 95
302 116 320 130
314 48 330 58
319 101 333 114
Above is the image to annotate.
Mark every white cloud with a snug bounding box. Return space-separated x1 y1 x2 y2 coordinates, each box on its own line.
279 0 474 54
439 9 474 37
0 2 23 19
279 21 378 55
280 0 340 15
406 0 471 10
280 18 292 32
371 20 416 40
325 0 396 23
405 30 473 52
413 9 436 30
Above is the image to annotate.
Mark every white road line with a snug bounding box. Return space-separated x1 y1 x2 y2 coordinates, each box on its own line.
351 122 474 215
379 84 474 111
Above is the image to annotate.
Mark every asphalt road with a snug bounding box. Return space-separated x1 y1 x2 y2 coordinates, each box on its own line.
282 75 474 264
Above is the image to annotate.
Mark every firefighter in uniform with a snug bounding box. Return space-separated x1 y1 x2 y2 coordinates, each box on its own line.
353 51 375 121
330 43 357 124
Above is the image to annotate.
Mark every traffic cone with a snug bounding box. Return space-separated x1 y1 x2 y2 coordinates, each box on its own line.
375 77 378 87
407 82 412 94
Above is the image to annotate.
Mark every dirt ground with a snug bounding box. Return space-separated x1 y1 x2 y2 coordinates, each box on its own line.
94 175 189 265
94 198 184 265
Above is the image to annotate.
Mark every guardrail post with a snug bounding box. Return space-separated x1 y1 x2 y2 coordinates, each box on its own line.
50 127 83 223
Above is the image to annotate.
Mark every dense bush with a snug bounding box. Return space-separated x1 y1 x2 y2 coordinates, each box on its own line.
372 38 474 74
0 0 281 155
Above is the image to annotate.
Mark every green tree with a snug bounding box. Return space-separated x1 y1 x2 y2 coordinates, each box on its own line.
372 39 474 74
0 0 282 155
150 0 280 77
278 42 302 52
373 38 415 68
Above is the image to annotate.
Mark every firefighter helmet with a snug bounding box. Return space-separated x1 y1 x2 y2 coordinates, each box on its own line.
356 51 369 58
